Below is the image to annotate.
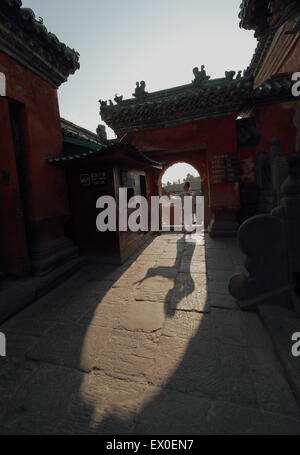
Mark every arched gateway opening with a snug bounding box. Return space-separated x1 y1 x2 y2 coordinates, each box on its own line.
160 162 202 227
157 157 212 230
160 162 202 195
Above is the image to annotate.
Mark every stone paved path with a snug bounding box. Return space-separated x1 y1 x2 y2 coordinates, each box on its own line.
0 233 300 434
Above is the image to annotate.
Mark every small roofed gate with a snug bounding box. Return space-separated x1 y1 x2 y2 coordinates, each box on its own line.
100 68 252 236
47 140 162 264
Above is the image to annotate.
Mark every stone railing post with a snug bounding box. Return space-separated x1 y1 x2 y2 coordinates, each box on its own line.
270 137 289 206
256 147 270 189
229 156 300 312
228 213 291 309
272 166 300 315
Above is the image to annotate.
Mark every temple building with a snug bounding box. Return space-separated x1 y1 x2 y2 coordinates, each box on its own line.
100 0 300 236
0 0 82 289
0 0 300 321
0 0 163 320
0 1 83 319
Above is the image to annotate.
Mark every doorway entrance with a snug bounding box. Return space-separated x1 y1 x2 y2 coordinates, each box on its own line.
158 157 211 230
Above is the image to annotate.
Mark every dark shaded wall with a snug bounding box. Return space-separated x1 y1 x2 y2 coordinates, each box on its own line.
65 159 161 263
0 50 71 276
65 164 119 260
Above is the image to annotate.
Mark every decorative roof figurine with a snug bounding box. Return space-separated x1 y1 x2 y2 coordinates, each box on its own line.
99 99 107 107
192 65 210 85
114 94 123 105
236 70 242 80
225 70 236 81
96 124 107 142
243 66 252 77
133 81 148 101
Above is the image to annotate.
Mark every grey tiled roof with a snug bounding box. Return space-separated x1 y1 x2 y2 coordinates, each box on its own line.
100 72 296 135
47 141 163 167
0 0 80 87
100 72 254 135
61 119 104 146
252 73 294 102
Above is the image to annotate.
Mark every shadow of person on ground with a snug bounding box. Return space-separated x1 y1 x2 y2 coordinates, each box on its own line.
133 235 195 317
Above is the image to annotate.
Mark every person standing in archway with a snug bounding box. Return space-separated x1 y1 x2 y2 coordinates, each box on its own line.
180 181 196 227
169 181 196 229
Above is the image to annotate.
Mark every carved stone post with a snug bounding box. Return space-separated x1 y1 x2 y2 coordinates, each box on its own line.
229 158 300 312
272 169 300 315
228 213 291 309
256 147 270 189
270 137 289 206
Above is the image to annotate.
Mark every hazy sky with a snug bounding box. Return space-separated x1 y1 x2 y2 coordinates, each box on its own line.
162 163 199 184
22 0 256 181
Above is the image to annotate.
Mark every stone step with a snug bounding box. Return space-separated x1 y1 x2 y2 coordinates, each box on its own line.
0 256 86 324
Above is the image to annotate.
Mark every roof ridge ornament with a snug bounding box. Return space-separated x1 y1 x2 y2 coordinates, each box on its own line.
192 65 210 86
133 81 148 101
243 66 252 77
96 124 107 142
225 70 236 81
114 94 123 104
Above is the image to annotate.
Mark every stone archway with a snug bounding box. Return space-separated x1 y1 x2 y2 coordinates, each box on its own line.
156 152 212 230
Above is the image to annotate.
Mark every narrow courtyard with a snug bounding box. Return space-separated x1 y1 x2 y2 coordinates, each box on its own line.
0 233 300 435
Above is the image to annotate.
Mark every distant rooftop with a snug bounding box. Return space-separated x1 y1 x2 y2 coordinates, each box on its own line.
61 118 107 147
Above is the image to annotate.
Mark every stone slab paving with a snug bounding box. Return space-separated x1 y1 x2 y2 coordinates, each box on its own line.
0 232 300 434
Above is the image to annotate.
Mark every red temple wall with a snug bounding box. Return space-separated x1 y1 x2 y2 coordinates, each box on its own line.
130 115 240 215
0 51 68 222
129 115 237 155
255 101 299 156
0 50 70 275
237 146 256 185
0 98 30 275
237 101 299 189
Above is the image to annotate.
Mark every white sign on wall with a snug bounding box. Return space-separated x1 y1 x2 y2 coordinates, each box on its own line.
0 72 6 96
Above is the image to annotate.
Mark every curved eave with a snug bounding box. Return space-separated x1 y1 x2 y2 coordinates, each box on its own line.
100 76 254 135
0 0 80 87
46 149 104 165
62 135 103 151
